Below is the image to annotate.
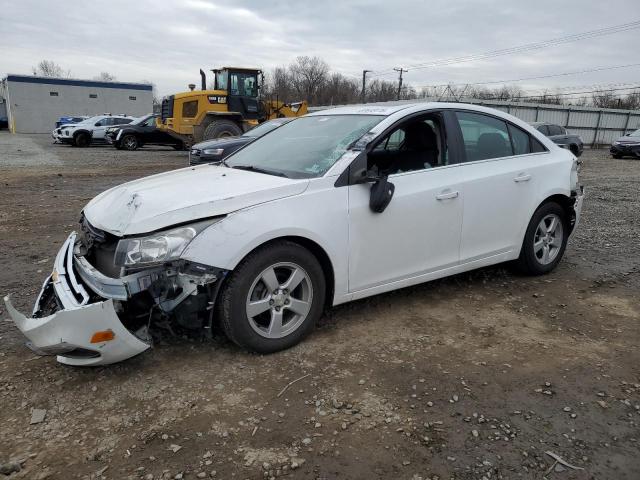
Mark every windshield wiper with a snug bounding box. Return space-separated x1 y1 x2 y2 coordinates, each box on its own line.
230 165 288 178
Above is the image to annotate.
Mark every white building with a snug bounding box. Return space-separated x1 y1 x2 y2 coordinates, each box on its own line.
0 74 153 133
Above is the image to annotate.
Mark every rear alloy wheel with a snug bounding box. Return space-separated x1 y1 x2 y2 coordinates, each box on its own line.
203 119 242 141
121 134 139 151
219 241 325 353
516 202 568 275
73 132 90 148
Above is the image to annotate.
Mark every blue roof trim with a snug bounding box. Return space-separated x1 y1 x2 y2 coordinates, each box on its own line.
5 75 153 91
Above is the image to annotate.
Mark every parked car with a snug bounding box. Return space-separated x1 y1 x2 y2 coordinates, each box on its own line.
531 122 583 157
189 117 293 165
610 128 640 159
53 114 136 147
55 115 88 129
105 114 185 151
4 103 584 366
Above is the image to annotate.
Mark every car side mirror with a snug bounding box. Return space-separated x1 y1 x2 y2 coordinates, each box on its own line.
369 175 395 213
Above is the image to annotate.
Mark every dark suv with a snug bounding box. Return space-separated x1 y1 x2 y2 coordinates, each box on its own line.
106 114 184 151
531 122 583 157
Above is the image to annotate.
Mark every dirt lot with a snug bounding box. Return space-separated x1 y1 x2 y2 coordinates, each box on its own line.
0 133 639 480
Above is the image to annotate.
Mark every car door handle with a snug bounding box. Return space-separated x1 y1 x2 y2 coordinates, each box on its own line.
436 190 459 200
514 173 531 183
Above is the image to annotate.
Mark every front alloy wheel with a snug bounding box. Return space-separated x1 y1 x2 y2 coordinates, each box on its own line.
121 134 139 151
219 241 325 353
246 262 313 339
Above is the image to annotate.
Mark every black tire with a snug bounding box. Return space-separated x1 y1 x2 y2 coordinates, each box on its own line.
172 143 186 151
121 134 139 151
612 154 623 159
73 132 90 148
203 120 242 141
218 241 326 353
515 202 568 275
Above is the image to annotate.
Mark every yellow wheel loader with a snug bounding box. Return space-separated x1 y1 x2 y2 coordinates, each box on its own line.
159 67 307 146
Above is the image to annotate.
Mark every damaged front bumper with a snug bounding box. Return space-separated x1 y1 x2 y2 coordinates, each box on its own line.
4 233 151 366
571 185 585 237
4 232 222 366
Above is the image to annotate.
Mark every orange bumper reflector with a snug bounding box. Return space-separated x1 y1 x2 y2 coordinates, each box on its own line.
90 330 115 343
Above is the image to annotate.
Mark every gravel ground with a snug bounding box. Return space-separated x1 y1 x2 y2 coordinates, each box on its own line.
0 133 639 480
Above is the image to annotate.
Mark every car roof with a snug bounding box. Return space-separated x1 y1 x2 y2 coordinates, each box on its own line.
307 104 415 116
530 122 560 126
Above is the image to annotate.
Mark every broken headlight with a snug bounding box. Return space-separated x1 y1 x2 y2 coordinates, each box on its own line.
113 219 222 267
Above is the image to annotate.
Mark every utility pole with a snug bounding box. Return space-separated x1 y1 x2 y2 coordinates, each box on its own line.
394 67 408 100
361 70 371 104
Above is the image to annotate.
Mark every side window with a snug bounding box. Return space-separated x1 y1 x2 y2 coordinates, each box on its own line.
144 117 156 127
118 118 133 124
374 129 405 152
531 137 547 153
537 125 550 136
455 111 512 162
368 114 447 174
182 100 198 118
508 124 531 155
95 118 107 126
548 125 563 136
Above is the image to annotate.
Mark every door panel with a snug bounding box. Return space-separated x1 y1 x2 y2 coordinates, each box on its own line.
92 119 108 139
457 156 538 262
348 168 463 292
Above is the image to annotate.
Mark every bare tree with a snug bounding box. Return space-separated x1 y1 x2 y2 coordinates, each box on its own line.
95 72 117 81
288 56 329 105
32 60 70 78
317 73 360 106
365 79 398 103
263 66 295 103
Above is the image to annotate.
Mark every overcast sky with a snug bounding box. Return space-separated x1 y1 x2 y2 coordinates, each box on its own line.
1 0 639 97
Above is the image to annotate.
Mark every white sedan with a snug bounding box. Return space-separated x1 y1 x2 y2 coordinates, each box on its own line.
4 103 584 366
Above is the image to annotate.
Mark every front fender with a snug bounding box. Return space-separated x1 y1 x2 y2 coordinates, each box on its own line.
180 182 349 304
182 210 334 271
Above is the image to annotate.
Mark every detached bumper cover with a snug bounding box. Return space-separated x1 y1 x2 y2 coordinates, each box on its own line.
4 296 150 366
3 232 150 366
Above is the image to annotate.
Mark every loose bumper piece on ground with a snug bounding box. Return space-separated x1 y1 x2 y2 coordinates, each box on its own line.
3 232 151 366
4 295 150 366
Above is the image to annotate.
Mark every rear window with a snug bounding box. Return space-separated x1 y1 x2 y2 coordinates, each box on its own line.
536 125 550 136
548 125 564 136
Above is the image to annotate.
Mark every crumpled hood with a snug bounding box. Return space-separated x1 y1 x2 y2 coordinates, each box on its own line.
83 165 309 236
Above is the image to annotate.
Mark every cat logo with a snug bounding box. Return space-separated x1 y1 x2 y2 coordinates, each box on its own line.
207 95 226 104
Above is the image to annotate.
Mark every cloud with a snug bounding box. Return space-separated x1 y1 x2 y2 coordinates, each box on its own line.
1 0 638 97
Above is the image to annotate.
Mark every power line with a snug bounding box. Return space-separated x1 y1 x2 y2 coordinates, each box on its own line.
513 85 640 100
369 20 640 77
412 62 640 89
